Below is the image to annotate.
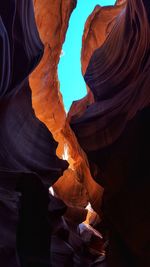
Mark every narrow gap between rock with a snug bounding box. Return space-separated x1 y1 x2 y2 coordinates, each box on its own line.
58 0 116 112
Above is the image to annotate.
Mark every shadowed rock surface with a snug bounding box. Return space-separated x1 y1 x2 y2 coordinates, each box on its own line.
0 0 68 186
0 1 68 266
71 0 150 150
70 0 150 266
68 0 126 130
81 1 126 75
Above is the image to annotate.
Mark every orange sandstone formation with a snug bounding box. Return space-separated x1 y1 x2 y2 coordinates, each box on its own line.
30 0 103 212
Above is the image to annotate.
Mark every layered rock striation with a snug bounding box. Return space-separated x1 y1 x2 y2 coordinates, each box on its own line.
70 0 150 151
68 1 126 122
70 0 150 266
0 1 68 266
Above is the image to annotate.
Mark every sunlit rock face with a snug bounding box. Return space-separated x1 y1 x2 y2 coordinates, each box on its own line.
31 0 103 212
31 0 77 135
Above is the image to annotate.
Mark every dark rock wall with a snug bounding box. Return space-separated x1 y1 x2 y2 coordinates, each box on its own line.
0 1 68 266
70 1 150 266
71 0 150 151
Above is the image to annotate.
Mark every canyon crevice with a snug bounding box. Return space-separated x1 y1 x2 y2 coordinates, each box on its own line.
30 0 104 212
1 0 150 266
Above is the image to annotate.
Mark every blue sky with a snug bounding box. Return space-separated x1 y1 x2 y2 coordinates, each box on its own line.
58 0 116 112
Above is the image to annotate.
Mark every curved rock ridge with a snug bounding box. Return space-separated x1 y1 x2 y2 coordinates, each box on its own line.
70 0 150 152
0 0 68 184
81 1 126 75
31 0 103 212
30 0 77 137
68 1 126 126
0 1 70 266
0 0 43 95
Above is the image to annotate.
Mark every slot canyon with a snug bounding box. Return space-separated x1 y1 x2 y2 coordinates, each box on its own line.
0 0 150 267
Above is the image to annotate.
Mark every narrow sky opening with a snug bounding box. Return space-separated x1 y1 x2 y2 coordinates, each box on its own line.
58 0 116 112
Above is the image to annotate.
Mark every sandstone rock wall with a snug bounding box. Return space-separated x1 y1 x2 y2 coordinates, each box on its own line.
69 0 150 264
81 1 126 75
68 1 126 136
30 0 103 213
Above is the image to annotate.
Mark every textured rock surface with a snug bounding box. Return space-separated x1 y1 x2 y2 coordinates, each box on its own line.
68 1 126 124
0 0 68 184
31 0 76 136
71 0 150 150
70 0 150 266
0 1 68 266
31 0 103 212
81 2 126 75
3 0 149 266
